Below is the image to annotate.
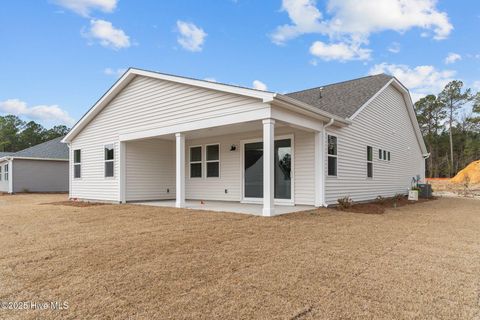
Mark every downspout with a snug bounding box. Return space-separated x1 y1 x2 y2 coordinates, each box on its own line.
322 118 335 207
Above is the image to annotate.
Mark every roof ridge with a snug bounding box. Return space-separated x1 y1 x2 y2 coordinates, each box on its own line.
286 73 392 95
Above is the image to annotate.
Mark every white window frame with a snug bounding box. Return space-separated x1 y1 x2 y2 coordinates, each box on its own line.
205 143 220 179
367 146 373 179
327 134 338 177
104 144 115 178
189 145 203 179
240 134 295 206
4 164 8 181
73 149 81 179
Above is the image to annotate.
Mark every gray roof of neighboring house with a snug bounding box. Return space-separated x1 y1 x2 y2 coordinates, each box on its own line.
0 152 13 158
286 74 394 119
11 137 68 160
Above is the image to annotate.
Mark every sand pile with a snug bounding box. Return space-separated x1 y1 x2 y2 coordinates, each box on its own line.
450 160 480 184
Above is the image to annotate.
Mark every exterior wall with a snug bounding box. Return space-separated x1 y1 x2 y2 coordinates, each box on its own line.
0 160 9 193
184 127 315 205
11 159 68 193
70 75 267 201
325 85 425 205
125 139 175 201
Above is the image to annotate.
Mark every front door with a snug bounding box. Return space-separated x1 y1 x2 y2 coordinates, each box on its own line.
243 138 292 202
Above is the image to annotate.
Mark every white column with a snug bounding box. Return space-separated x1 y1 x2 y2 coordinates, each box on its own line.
175 132 186 208
262 119 275 216
314 129 324 207
119 141 126 204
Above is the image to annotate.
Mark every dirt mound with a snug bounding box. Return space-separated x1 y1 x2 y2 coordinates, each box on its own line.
450 160 480 184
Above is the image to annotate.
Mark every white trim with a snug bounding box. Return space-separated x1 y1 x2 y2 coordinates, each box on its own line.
326 133 338 177
7 160 13 193
314 129 324 207
240 133 295 206
73 149 82 179
0 156 68 162
188 145 203 179
119 141 126 203
205 143 220 179
263 119 275 216
175 133 186 208
103 143 115 179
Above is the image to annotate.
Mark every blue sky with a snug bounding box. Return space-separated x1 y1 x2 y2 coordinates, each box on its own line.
0 0 479 128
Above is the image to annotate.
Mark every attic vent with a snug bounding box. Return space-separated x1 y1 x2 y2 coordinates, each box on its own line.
318 87 324 99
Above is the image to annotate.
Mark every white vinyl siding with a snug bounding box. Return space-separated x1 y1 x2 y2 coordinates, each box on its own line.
125 139 175 201
184 127 315 205
325 85 424 205
70 75 266 202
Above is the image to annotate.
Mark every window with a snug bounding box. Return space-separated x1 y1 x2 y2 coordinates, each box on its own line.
327 135 337 176
4 164 8 181
383 150 387 160
379 149 382 160
367 146 373 178
190 146 202 178
74 149 81 179
104 144 114 177
0 166 2 181
206 144 220 178
388 151 391 161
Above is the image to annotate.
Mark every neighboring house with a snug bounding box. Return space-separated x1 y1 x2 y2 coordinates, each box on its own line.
62 68 427 216
0 137 69 193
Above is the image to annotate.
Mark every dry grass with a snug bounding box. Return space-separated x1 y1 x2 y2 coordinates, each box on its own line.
0 194 479 319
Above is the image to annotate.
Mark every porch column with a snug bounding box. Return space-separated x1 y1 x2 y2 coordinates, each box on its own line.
175 132 186 208
119 141 126 203
262 119 275 216
314 129 324 207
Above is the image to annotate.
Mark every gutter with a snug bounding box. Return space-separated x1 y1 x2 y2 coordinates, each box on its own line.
321 118 335 207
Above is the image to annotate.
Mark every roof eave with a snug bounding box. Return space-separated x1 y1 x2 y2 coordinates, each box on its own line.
273 94 351 127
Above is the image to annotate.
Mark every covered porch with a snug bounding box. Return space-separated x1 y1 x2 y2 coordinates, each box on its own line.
118 113 330 217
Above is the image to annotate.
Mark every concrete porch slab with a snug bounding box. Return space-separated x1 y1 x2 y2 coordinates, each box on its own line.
133 199 315 216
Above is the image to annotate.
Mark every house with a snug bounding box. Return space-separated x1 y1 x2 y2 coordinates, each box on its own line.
62 68 427 216
0 137 69 193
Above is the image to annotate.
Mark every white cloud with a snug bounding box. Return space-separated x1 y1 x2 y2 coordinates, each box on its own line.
271 0 452 61
368 62 455 102
388 42 401 53
83 19 130 50
53 0 117 17
310 41 371 61
252 80 268 91
0 99 75 126
103 67 127 77
176 21 207 52
444 52 461 64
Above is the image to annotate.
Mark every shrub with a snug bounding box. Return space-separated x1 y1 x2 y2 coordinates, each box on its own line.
337 196 353 210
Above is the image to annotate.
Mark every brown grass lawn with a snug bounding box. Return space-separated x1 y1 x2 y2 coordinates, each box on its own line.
0 194 479 319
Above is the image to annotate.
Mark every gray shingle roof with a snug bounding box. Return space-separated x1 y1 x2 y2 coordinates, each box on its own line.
0 152 13 158
286 74 394 119
12 137 68 160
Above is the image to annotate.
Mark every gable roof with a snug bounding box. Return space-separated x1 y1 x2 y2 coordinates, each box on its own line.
286 74 394 119
7 137 68 160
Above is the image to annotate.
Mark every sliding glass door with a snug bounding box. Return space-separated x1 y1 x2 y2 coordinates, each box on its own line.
243 138 292 201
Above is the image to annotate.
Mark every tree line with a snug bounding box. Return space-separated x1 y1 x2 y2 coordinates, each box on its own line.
415 80 480 178
0 115 70 152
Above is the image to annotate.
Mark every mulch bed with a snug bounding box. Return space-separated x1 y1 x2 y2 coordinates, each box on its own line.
338 196 435 214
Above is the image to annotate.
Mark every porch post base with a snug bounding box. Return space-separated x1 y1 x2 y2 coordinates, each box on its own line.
262 207 275 217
